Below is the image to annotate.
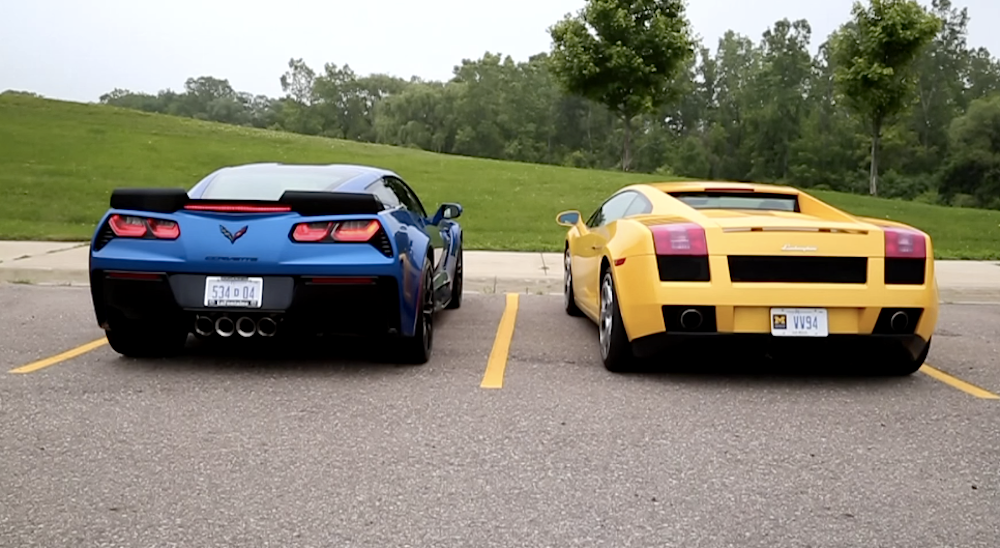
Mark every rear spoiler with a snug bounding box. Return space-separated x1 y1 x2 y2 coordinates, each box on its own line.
109 188 384 216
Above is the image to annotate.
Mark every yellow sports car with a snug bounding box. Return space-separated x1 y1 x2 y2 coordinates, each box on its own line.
557 181 938 375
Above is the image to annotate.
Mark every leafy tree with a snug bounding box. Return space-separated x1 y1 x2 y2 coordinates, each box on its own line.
829 0 941 196
939 94 1000 207
547 0 695 171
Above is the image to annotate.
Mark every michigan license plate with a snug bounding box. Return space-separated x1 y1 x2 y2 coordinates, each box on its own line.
770 308 828 337
204 276 263 308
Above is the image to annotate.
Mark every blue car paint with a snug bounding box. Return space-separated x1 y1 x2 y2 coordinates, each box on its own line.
89 163 463 337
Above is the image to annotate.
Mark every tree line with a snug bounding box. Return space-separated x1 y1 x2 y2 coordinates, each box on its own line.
97 0 1000 208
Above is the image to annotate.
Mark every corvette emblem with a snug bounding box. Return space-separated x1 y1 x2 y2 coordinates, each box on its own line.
220 225 248 244
781 244 817 252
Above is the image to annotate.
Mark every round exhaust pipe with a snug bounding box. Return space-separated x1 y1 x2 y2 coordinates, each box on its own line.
257 317 278 338
194 315 214 337
890 311 910 332
215 316 235 338
680 308 703 330
236 316 257 338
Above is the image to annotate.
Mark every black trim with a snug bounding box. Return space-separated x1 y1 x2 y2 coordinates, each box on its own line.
657 256 711 282
109 188 383 216
631 332 929 362
728 256 868 284
873 308 923 335
662 305 717 332
885 258 926 285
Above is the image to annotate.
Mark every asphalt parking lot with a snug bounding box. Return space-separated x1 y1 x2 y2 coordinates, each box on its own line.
1 284 998 547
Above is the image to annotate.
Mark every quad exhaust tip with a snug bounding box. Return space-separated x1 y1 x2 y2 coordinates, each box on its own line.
680 308 703 330
257 317 278 337
215 316 235 337
194 316 214 337
236 316 256 338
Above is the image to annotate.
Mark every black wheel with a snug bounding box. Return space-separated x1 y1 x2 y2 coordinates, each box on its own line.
106 321 187 358
397 263 434 364
884 337 931 376
564 246 584 317
599 269 634 372
445 246 463 310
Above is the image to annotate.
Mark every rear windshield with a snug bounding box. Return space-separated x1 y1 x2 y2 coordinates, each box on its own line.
669 191 799 212
200 168 363 201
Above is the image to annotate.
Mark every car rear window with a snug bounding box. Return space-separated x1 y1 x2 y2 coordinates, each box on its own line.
200 168 363 201
668 191 799 212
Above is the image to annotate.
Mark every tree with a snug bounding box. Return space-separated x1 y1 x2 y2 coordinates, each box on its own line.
829 0 940 196
547 0 695 171
939 94 1000 208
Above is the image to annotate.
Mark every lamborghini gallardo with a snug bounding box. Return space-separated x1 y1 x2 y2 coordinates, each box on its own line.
557 182 938 375
89 163 464 363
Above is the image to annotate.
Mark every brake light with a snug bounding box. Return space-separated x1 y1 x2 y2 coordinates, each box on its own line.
291 220 382 243
333 220 380 242
292 222 332 242
184 203 292 213
148 219 180 239
650 223 708 255
109 215 148 238
884 227 926 259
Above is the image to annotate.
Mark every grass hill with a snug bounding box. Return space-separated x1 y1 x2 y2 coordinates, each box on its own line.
1 94 998 259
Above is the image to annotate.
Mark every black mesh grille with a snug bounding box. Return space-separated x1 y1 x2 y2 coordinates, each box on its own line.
657 256 711 281
885 258 925 285
728 256 868 284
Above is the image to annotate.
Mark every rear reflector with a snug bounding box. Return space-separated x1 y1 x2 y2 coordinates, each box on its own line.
106 271 162 280
883 227 927 259
650 223 708 256
184 204 292 213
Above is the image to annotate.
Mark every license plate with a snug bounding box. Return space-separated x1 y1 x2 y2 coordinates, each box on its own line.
770 308 828 337
204 276 263 308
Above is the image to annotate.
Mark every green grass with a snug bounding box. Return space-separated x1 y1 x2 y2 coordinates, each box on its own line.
2 94 999 258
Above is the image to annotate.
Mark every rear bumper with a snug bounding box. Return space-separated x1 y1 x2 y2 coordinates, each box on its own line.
90 270 406 337
613 254 940 342
630 332 930 362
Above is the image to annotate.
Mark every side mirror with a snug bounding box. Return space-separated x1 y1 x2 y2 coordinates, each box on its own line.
431 203 463 224
556 210 581 227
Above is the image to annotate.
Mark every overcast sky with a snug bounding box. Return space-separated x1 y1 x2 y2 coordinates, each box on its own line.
2 0 998 103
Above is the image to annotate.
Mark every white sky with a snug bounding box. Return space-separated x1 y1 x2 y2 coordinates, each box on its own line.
1 0 998 103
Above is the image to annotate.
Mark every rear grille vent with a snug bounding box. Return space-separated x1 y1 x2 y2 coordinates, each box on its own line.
885 258 925 285
728 256 868 284
93 221 115 251
372 229 394 257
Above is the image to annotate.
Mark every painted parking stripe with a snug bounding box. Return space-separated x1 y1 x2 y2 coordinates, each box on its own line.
920 364 999 400
9 337 108 374
480 293 520 389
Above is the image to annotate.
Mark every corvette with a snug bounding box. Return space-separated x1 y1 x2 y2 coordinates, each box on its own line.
89 163 464 363
557 181 938 375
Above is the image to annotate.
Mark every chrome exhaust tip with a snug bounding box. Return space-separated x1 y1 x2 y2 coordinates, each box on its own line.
194 315 214 337
215 316 235 338
890 311 909 332
236 316 256 338
680 308 703 330
257 317 277 338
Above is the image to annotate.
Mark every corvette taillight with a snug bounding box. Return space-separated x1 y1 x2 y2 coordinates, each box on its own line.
884 227 926 259
650 223 708 255
291 220 382 243
108 214 180 240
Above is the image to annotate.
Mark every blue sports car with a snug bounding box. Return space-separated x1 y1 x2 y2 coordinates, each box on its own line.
88 163 464 364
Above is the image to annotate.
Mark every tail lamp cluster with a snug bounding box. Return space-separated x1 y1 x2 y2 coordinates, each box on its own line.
650 223 711 282
291 220 382 243
883 227 927 285
108 214 180 240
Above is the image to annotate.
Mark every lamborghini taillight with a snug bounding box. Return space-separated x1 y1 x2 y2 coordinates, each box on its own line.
108 215 180 240
883 227 926 259
650 223 708 256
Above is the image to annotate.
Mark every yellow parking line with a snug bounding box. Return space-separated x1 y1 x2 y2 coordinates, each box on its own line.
920 364 999 400
480 293 520 389
9 337 108 374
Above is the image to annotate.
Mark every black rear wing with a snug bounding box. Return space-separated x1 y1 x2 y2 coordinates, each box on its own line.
109 188 384 216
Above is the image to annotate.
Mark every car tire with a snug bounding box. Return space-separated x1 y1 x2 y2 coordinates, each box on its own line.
564 247 584 317
396 262 434 365
884 337 931 376
106 321 187 358
599 269 634 373
445 246 463 310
